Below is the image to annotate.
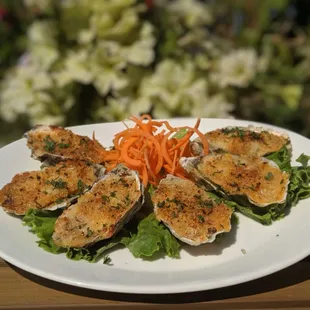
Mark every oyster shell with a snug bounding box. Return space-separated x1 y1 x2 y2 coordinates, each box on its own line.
24 125 105 164
0 160 105 215
191 125 291 157
52 165 144 248
152 175 233 246
180 154 289 207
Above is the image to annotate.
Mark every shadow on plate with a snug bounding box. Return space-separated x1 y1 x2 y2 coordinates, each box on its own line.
182 218 238 257
9 257 310 305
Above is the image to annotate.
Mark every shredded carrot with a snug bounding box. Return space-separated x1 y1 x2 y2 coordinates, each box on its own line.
100 115 209 187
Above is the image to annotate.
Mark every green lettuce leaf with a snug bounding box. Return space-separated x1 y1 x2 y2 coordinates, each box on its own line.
23 209 63 253
121 213 180 258
286 153 310 205
265 146 291 171
23 209 126 263
23 209 180 262
296 153 310 168
66 236 125 263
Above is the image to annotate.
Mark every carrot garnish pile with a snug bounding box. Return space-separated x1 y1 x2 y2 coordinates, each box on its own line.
98 115 209 187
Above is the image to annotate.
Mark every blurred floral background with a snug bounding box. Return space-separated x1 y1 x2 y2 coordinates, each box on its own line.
1 0 310 145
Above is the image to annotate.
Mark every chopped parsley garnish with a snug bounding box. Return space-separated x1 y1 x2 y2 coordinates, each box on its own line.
103 255 112 265
157 201 165 208
265 172 274 181
86 228 93 238
222 128 234 134
250 131 261 140
221 127 245 139
125 194 131 205
120 178 129 187
102 195 109 202
58 143 70 149
77 180 86 193
200 200 213 208
198 215 205 223
236 128 245 139
46 178 67 189
43 136 56 152
110 191 116 197
112 204 121 210
249 185 256 191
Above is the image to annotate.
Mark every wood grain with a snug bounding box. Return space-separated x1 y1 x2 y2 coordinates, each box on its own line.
0 258 6 268
0 257 310 309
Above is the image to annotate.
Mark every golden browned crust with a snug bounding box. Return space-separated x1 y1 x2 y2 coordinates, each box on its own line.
25 125 105 164
192 127 290 157
0 160 102 215
182 154 289 207
52 167 143 248
153 176 232 245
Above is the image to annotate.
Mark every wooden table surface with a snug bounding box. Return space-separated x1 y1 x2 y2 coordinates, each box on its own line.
1 257 310 310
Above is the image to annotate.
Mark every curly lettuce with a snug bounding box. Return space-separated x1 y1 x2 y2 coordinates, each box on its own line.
22 210 180 263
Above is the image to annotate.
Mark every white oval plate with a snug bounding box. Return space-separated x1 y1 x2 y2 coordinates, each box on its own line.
0 118 310 294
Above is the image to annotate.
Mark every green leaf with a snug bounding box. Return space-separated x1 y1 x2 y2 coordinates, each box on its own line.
296 154 310 168
285 160 310 206
23 209 63 253
172 128 188 139
23 209 180 262
265 146 291 172
148 184 157 196
43 136 56 152
121 213 180 258
233 203 273 225
66 236 124 263
23 209 125 262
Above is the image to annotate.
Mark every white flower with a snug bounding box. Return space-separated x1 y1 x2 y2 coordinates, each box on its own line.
191 94 234 118
90 41 128 95
93 70 129 96
166 0 213 28
27 21 59 70
94 97 130 121
90 5 139 39
0 63 64 126
27 97 65 126
78 29 96 45
129 97 152 116
129 59 235 119
27 21 57 46
31 46 59 70
211 49 258 88
124 23 155 66
53 50 93 87
131 59 208 117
